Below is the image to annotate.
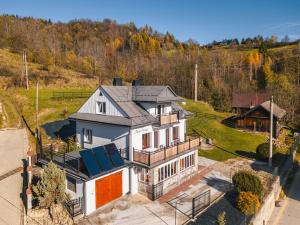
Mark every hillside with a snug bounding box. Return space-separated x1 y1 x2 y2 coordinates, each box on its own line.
0 15 299 130
183 100 267 161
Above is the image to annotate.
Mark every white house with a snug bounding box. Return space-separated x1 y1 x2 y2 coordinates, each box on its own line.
62 78 200 216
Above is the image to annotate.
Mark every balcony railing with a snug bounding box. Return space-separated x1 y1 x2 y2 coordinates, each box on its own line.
133 137 200 166
159 113 179 125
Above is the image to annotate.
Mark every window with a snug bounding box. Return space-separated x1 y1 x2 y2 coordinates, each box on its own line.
157 104 165 115
158 161 177 182
96 101 106 114
83 128 92 143
138 168 149 183
173 126 179 141
142 133 151 149
154 131 159 148
99 91 103 96
67 176 76 193
180 154 195 171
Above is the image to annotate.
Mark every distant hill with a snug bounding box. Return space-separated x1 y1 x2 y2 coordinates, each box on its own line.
0 15 299 129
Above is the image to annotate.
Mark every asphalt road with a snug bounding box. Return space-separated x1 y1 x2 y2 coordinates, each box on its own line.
0 129 28 225
268 168 300 225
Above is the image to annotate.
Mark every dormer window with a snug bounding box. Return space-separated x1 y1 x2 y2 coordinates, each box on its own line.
96 101 106 114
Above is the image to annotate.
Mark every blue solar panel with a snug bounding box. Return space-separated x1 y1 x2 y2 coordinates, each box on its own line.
79 150 101 177
93 146 114 171
105 143 124 167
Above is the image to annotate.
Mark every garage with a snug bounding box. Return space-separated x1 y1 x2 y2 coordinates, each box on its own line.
95 171 123 208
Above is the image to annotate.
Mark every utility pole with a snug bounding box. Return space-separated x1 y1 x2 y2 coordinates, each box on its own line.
269 96 273 167
36 81 39 130
194 63 198 102
24 50 29 90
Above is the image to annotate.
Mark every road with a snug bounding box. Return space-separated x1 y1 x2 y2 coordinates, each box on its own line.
0 129 28 225
268 168 300 225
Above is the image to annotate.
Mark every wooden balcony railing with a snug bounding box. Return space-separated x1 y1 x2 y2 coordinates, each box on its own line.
160 113 179 125
133 137 200 166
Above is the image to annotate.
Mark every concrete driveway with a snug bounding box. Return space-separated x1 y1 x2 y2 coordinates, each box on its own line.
267 168 300 225
0 128 28 225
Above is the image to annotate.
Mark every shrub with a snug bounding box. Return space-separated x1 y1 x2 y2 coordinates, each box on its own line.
232 170 263 197
32 162 66 208
256 142 276 160
217 211 226 225
237 192 260 215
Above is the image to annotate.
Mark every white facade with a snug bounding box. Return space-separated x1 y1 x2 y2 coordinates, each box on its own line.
84 167 130 215
69 85 199 215
78 88 126 117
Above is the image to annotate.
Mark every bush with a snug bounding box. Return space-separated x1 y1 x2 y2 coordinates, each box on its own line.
232 170 263 197
237 192 260 215
256 142 276 160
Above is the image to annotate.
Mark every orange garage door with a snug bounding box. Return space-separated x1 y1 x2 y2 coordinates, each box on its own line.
95 171 122 208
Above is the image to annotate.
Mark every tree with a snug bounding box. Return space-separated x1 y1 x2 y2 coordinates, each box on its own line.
32 162 66 209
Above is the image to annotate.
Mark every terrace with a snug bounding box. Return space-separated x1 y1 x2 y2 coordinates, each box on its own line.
133 136 200 166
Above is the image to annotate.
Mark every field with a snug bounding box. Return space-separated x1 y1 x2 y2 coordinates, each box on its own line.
0 88 93 131
183 99 267 161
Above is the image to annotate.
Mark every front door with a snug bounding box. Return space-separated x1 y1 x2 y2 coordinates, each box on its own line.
166 128 170 147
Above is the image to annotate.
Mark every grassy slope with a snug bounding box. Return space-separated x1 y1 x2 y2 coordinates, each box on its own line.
183 99 267 161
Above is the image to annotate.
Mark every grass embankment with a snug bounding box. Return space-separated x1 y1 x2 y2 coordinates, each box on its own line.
183 99 267 161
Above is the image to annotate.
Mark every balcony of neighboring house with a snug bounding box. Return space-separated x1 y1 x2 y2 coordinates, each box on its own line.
133 136 200 166
159 112 179 125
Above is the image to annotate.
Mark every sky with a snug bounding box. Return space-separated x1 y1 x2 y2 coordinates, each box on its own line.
0 0 300 44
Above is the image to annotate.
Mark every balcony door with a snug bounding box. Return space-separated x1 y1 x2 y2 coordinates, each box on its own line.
166 128 170 147
157 104 164 115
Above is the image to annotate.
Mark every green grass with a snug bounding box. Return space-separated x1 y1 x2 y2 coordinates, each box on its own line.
182 99 267 161
0 87 94 131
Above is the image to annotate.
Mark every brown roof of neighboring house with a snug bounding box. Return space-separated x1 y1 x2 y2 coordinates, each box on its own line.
232 92 271 108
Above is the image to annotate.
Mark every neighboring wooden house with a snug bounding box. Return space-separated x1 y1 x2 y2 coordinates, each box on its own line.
230 94 286 138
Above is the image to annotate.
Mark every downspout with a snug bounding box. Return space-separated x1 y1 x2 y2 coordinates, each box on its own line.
128 128 133 194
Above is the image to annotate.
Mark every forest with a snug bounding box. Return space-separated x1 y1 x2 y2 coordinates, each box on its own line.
0 15 299 129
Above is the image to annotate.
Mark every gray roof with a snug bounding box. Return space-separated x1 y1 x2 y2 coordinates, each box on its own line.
260 101 286 119
69 112 132 126
240 100 286 119
71 85 187 127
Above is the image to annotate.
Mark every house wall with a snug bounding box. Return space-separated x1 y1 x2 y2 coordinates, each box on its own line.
131 119 185 151
140 102 172 115
76 120 130 149
78 87 126 117
84 167 130 215
65 176 84 199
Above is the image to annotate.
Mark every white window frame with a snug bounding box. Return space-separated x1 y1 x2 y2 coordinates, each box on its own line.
96 101 106 114
83 128 92 143
158 161 177 182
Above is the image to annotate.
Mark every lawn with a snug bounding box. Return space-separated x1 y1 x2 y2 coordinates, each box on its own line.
0 87 94 132
182 99 267 161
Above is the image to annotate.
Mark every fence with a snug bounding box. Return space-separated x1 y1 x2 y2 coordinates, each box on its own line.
192 190 211 218
52 91 92 99
138 182 164 200
64 197 85 218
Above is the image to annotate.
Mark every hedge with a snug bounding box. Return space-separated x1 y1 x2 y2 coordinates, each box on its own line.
237 192 260 215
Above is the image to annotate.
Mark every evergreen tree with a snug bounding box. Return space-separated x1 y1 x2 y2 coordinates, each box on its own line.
32 161 66 208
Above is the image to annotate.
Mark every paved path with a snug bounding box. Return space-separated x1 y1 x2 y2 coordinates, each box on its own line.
267 168 300 225
0 129 28 225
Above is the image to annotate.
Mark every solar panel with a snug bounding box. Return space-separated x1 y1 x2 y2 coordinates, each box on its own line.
79 150 101 177
93 146 114 171
104 143 125 167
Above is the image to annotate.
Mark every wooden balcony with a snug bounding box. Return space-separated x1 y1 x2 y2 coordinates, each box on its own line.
133 137 200 166
159 113 179 125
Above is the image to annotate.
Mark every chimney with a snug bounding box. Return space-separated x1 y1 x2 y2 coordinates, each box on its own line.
132 79 141 86
113 77 122 86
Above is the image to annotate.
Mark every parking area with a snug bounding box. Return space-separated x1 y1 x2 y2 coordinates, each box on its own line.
79 157 231 225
